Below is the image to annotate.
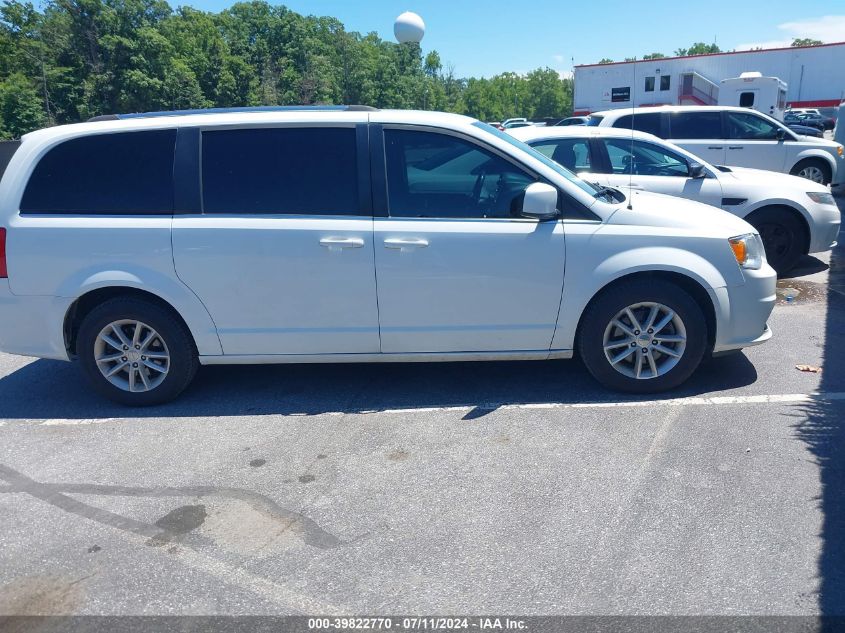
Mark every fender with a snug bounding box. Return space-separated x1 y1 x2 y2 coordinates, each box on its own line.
58 267 223 356
551 245 733 352
792 148 837 173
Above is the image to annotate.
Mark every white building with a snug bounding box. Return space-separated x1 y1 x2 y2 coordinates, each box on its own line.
573 41 845 115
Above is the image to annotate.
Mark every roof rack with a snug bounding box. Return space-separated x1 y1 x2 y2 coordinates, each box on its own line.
88 105 378 122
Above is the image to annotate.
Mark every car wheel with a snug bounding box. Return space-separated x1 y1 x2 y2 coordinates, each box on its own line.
790 159 831 185
77 297 198 405
578 279 707 393
744 208 806 276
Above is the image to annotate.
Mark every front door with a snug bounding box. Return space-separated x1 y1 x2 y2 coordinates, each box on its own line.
723 111 787 171
598 138 723 208
373 127 566 353
172 124 380 356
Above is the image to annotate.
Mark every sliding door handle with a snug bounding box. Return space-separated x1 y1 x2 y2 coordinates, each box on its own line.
319 236 364 250
384 237 429 250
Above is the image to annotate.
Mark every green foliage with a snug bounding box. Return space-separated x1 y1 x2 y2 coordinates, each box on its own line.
0 0 575 136
791 38 823 47
597 57 613 64
674 42 721 56
641 52 665 60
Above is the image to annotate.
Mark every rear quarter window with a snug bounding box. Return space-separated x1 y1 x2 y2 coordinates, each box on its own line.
612 113 663 137
20 130 176 214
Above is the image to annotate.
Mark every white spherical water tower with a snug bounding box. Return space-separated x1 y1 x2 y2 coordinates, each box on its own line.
394 11 425 44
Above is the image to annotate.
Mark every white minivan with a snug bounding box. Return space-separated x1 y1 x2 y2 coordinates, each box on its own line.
591 106 845 186
0 107 776 404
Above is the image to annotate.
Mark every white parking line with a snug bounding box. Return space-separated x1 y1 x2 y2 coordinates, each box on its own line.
9 391 844 426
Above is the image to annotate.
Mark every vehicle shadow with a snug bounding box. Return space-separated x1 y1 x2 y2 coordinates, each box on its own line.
0 350 758 420
784 254 830 279
794 233 845 620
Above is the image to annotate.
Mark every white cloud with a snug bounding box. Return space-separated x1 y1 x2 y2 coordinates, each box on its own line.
737 15 845 50
558 70 574 80
779 15 845 42
552 54 566 64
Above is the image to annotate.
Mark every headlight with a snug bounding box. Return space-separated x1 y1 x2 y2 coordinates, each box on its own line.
807 191 836 206
729 233 765 270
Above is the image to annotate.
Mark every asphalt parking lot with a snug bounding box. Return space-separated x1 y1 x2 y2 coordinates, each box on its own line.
0 195 844 617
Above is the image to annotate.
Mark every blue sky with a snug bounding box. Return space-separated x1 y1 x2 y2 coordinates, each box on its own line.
181 0 845 78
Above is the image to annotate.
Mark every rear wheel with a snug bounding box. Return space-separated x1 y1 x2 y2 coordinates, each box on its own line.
77 297 198 405
744 207 806 276
790 158 831 185
578 279 708 393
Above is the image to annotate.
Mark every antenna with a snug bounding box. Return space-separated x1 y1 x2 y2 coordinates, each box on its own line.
627 58 635 210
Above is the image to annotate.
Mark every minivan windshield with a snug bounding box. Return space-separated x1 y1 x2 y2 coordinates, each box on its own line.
472 121 615 201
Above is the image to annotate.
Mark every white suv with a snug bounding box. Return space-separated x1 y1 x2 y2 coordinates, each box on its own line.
591 106 845 186
0 107 776 404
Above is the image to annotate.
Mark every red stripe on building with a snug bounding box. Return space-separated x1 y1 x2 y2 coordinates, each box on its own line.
574 41 845 69
786 99 842 108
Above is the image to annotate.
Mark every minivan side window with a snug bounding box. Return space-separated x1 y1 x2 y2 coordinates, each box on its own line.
384 129 535 219
668 112 722 139
726 111 780 140
612 113 662 137
201 127 359 215
20 130 176 214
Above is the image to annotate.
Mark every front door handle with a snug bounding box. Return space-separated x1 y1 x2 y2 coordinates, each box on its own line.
319 236 364 250
384 237 429 250
707 146 723 150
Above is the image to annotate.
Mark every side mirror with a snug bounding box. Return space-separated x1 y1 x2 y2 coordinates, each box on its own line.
519 182 559 220
776 128 787 140
688 162 707 179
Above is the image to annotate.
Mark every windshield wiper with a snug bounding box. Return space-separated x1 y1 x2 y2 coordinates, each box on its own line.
591 184 626 203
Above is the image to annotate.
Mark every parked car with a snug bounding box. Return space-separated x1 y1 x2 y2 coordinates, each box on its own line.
785 123 824 138
0 106 775 404
508 125 841 274
554 116 591 126
784 112 824 132
591 106 845 185
783 112 824 132
502 120 533 129
787 109 836 130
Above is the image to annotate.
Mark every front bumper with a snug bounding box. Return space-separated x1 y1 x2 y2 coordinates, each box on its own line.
807 203 841 254
0 280 73 360
710 264 777 354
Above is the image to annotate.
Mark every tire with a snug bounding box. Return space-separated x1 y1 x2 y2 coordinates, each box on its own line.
578 279 708 394
77 297 198 406
744 207 806 276
790 158 831 185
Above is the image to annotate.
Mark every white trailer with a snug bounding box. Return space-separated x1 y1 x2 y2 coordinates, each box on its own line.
718 72 787 120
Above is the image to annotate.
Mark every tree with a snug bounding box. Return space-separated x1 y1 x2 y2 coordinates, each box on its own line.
0 72 45 138
642 52 665 60
597 57 613 64
0 0 579 136
791 38 823 47
675 42 721 56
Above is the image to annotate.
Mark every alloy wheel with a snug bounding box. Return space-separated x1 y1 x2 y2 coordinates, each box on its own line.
602 302 687 380
94 319 170 392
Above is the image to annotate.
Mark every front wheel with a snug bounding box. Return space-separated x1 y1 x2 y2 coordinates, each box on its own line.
77 297 199 405
578 280 708 393
745 208 806 276
790 158 831 185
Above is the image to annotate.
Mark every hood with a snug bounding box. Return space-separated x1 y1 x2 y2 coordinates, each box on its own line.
719 165 829 193
604 189 756 237
793 134 841 148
